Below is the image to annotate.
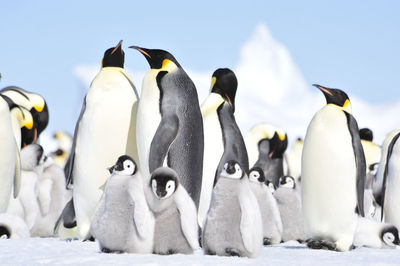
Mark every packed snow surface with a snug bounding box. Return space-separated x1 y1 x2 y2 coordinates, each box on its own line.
1 238 400 265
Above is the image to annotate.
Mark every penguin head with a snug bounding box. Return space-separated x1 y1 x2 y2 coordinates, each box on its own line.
150 167 179 199
220 160 244 180
368 162 380 178
129 46 181 71
248 167 265 184
210 68 237 110
313 84 352 113
267 131 288 159
279 175 296 189
0 225 10 239
20 143 46 171
381 226 400 247
266 180 276 193
10 105 36 147
108 155 137 176
360 128 374 142
102 40 124 68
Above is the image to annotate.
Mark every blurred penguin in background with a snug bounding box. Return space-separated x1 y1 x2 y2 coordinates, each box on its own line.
50 131 73 168
286 137 303 182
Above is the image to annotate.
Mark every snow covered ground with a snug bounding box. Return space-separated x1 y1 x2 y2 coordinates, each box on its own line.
1 238 400 265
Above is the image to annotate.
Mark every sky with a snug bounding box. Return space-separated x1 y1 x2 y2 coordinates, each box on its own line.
1 1 400 148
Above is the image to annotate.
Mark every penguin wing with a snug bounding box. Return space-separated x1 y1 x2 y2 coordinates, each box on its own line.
54 198 76 234
380 132 400 220
37 178 53 216
65 96 86 188
175 186 200 250
345 112 366 217
13 140 21 198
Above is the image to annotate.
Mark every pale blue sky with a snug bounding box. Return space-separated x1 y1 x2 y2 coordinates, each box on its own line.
1 1 399 135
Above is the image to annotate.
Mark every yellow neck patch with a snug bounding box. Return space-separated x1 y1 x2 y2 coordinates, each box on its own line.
277 132 286 141
161 59 178 72
210 77 217 91
341 99 352 113
33 104 44 112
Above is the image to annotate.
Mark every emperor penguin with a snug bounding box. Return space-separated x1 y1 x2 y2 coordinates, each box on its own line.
91 155 154 253
353 217 400 249
65 41 139 239
50 131 73 168
245 124 288 187
0 95 21 212
248 167 283 245
129 46 203 208
53 198 78 240
274 175 305 242
146 167 199 255
302 84 366 251
0 86 49 140
286 137 303 181
379 130 400 229
198 68 248 227
0 213 30 239
202 160 262 258
360 128 381 181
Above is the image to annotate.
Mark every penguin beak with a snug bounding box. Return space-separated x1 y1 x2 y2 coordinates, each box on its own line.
313 84 333 96
111 40 123 55
129 46 151 59
107 166 114 174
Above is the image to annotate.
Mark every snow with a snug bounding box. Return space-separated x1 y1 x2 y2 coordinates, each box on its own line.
1 238 399 265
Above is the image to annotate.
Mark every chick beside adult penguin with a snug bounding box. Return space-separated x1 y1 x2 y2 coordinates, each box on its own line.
202 160 262 258
146 167 199 255
0 213 30 239
353 218 400 249
91 155 154 253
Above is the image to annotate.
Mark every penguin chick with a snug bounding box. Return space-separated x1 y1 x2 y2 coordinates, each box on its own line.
146 167 199 255
91 155 154 254
203 160 263 258
248 167 283 245
274 175 305 242
0 213 30 239
31 158 66 237
354 217 400 249
266 180 276 194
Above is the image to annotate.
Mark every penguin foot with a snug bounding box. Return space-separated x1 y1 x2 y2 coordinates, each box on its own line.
263 238 272 245
225 248 240 257
84 236 95 242
205 249 216 255
167 249 176 255
101 247 122 254
306 239 336 251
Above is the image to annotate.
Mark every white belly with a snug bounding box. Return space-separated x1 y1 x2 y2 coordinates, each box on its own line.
136 70 161 181
302 105 357 249
384 140 400 228
198 107 223 227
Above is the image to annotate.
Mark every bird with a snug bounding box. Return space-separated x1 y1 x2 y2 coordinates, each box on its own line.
146 167 199 255
91 155 154 253
286 137 303 181
198 68 248 227
129 46 203 208
359 128 381 180
248 167 283 245
50 131 73 168
0 213 30 239
302 84 366 251
65 41 139 239
202 160 262 258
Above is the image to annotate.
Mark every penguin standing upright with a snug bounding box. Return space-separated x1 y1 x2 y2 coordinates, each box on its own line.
287 137 303 181
302 84 365 251
359 128 381 184
130 46 203 207
198 68 248 226
65 41 139 239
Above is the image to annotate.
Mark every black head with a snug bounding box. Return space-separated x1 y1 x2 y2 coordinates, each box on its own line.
211 68 238 111
0 225 10 239
30 101 48 136
220 160 245 180
102 40 124 68
360 128 373 142
150 167 179 199
129 46 181 70
381 225 400 247
313 84 350 109
108 155 137 176
249 167 266 183
279 175 296 189
268 131 288 159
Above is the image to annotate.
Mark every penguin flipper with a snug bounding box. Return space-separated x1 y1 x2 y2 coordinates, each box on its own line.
54 198 76 233
345 112 366 217
148 113 179 173
175 186 200 250
380 132 400 221
13 140 21 198
65 96 86 188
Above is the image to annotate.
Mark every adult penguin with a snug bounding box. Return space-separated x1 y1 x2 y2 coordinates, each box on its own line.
65 41 139 239
302 84 365 251
129 46 203 208
198 68 248 227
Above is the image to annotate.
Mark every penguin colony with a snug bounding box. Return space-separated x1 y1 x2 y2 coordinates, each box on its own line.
0 41 399 259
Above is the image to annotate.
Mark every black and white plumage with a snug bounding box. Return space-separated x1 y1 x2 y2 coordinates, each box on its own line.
203 161 262 258
0 213 30 239
248 167 282 245
354 218 400 249
146 167 199 255
274 175 305 242
91 155 154 253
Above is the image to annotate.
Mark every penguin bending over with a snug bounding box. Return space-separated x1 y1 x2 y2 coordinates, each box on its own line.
130 46 203 208
202 160 262 258
198 68 248 227
146 167 199 255
91 155 154 253
248 167 282 245
302 84 366 251
66 41 139 239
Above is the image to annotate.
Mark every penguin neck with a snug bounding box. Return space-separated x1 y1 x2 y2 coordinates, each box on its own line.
200 93 225 115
